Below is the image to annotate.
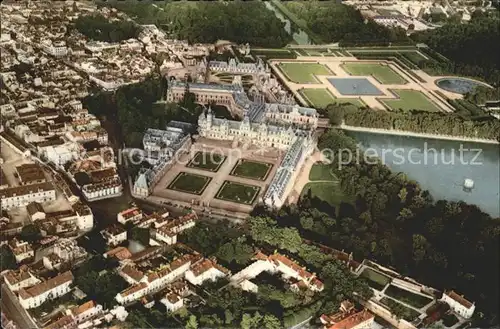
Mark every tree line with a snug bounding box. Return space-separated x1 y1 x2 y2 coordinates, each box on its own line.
411 11 500 85
74 13 141 43
100 0 292 48
282 1 411 46
328 103 500 141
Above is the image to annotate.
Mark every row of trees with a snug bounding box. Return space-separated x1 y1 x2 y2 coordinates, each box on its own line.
328 103 500 141
412 11 500 84
282 2 410 46
101 1 292 47
251 129 499 326
74 14 141 43
465 86 500 105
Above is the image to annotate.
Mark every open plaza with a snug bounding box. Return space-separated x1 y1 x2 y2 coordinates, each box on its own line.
270 46 463 112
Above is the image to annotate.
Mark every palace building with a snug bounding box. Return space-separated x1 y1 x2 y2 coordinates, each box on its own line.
134 80 318 209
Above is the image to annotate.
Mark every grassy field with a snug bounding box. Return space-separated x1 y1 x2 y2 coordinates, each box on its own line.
341 62 407 84
309 163 337 181
215 181 261 205
300 182 347 206
360 268 391 291
385 285 433 309
299 88 365 109
278 62 332 84
168 172 212 195
230 159 273 181
187 152 226 172
382 89 442 112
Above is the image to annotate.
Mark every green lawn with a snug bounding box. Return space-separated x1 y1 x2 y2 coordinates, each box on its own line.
230 159 273 181
187 152 226 172
309 163 337 181
215 181 261 205
300 182 347 206
385 285 433 309
382 89 442 112
278 62 332 84
341 62 407 84
167 172 212 195
360 268 391 291
299 88 365 109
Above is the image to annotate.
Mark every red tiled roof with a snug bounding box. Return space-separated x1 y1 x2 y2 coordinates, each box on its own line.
71 300 95 316
327 310 374 329
121 265 144 282
120 282 147 297
445 290 473 309
19 271 73 299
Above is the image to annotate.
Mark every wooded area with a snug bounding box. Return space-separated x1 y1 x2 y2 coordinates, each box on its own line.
74 14 141 43
101 1 292 48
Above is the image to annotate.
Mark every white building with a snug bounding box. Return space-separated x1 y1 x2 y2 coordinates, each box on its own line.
208 57 268 75
117 207 143 225
18 271 74 309
69 300 103 324
185 258 230 286
440 290 475 319
116 254 199 305
0 182 56 210
4 266 41 292
100 224 127 246
161 293 183 312
42 40 68 57
8 238 34 263
133 121 192 197
154 212 197 245
82 178 123 202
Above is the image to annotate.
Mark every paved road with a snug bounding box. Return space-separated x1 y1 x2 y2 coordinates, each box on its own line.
1 284 38 329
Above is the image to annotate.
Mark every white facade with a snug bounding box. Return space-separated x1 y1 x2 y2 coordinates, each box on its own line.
117 207 143 225
77 212 94 231
101 227 127 246
0 183 56 210
82 179 123 202
440 291 475 319
4 268 41 292
161 294 184 312
70 301 103 324
18 271 73 309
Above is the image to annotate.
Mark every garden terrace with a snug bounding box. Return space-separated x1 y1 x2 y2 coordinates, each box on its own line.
167 172 212 195
215 181 261 205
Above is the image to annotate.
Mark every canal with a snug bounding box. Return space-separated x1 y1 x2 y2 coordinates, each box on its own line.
264 1 311 45
346 131 500 217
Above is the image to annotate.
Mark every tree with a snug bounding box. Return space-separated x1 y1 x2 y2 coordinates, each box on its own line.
20 224 41 243
0 245 16 271
262 314 282 329
412 234 428 263
185 315 198 329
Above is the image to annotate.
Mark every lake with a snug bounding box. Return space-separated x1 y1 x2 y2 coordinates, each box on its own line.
345 131 500 217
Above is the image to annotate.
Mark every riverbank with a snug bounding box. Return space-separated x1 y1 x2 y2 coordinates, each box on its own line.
339 124 500 145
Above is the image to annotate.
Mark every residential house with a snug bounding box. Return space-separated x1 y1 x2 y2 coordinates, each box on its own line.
18 271 74 309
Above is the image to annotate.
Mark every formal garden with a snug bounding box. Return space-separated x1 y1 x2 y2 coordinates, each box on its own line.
359 267 392 291
299 88 365 109
215 181 261 205
230 159 273 181
341 62 407 85
382 89 441 112
167 172 212 195
187 151 226 172
277 62 332 84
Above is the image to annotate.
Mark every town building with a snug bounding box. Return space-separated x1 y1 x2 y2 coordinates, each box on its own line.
161 292 184 312
232 251 324 293
117 207 143 225
43 315 76 329
68 300 103 324
100 224 127 246
440 290 475 319
0 182 56 210
15 163 46 185
116 253 201 305
104 246 132 261
185 258 230 286
153 212 197 245
4 266 41 292
18 271 74 309
8 238 34 263
133 121 192 197
320 301 375 329
208 57 268 75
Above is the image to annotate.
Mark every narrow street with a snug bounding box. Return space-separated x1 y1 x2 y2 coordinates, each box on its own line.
1 284 38 329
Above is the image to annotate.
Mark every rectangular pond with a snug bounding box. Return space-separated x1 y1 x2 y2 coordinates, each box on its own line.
328 77 384 96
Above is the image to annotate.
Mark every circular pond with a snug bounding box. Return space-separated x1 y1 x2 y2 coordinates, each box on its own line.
435 77 491 95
